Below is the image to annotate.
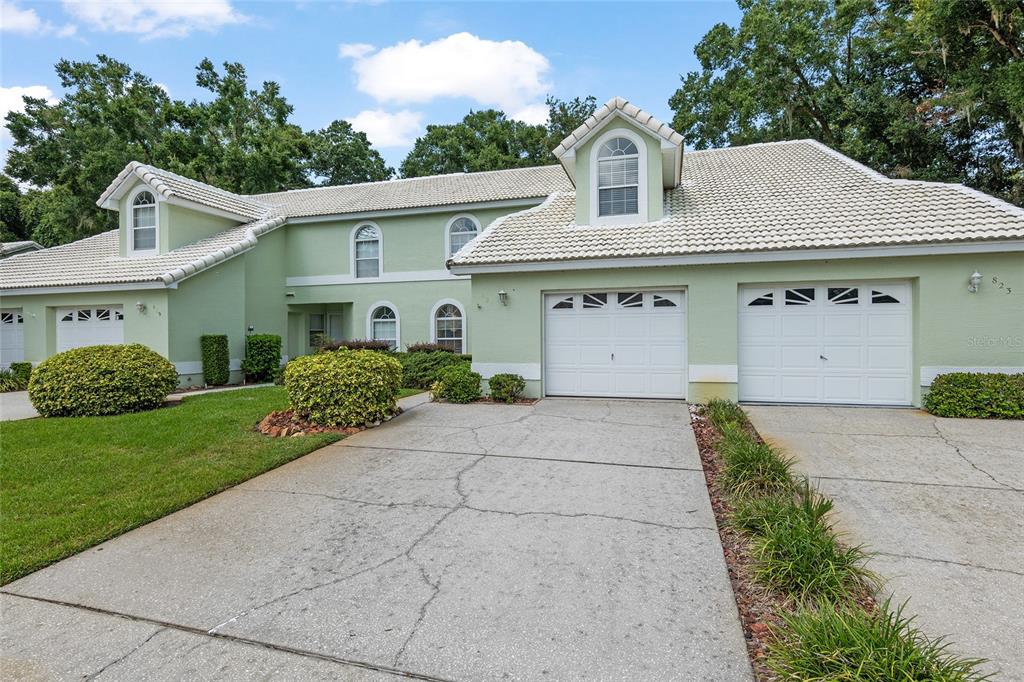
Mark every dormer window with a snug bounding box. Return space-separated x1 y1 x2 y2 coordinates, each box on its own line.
597 137 639 218
447 215 479 256
130 190 157 255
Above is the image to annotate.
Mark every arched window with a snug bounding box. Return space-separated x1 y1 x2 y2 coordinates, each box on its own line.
370 305 398 349
596 137 639 218
354 224 380 278
447 215 479 256
131 190 157 253
433 303 464 353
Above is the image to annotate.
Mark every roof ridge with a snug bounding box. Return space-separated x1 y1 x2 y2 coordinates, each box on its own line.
552 96 683 159
131 163 273 208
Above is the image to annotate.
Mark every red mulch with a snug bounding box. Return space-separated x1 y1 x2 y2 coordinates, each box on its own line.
256 408 401 437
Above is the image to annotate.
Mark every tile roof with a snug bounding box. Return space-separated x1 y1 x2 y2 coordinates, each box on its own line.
0 241 43 258
551 96 684 159
0 216 285 290
252 165 571 218
450 139 1024 268
98 162 273 221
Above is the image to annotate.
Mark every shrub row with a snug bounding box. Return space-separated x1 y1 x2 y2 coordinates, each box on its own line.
701 399 989 679
924 372 1023 419
397 351 468 389
321 338 394 352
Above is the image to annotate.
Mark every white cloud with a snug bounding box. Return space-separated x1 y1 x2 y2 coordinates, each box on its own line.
341 32 551 112
338 42 375 59
347 109 422 148
1 85 57 127
1 1 77 37
511 103 549 126
62 0 247 39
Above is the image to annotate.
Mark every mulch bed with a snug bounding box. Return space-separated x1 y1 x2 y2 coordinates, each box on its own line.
688 405 784 682
256 408 401 437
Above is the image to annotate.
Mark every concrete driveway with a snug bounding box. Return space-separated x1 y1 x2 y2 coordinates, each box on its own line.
0 391 37 421
745 406 1023 679
2 398 752 681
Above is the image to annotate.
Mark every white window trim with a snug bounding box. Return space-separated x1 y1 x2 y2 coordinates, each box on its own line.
445 214 481 258
351 221 383 280
366 300 400 349
589 128 648 226
128 187 159 258
429 298 466 352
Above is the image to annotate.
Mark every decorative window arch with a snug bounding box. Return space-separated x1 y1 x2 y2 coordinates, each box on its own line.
367 302 399 349
130 189 158 255
446 214 480 257
353 223 381 278
589 128 648 225
431 299 465 353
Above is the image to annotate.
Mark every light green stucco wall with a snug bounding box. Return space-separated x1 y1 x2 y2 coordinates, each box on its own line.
117 180 243 256
467 252 1024 404
574 121 664 225
0 289 169 362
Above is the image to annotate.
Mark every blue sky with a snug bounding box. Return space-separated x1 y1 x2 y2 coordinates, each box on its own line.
1 1 740 169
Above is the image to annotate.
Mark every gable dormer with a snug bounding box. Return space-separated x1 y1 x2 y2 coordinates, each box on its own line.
97 162 272 258
552 97 683 226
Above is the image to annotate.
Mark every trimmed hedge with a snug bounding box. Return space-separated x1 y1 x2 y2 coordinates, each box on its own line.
406 342 455 354
200 335 230 386
285 349 402 426
242 334 282 382
9 361 31 385
432 363 482 403
399 351 468 389
28 344 178 417
924 372 1024 419
321 338 392 352
488 373 526 403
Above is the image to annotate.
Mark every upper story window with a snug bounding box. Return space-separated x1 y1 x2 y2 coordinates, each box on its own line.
354 223 380 278
131 190 157 255
448 215 479 256
597 137 639 218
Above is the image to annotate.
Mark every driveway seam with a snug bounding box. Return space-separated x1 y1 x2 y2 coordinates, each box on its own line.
871 551 1024 577
0 591 455 682
339 443 704 472
462 505 715 533
807 473 1024 493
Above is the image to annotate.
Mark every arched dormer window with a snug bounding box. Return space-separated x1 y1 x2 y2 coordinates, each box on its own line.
131 190 158 255
447 215 479 256
596 137 640 218
354 223 380 278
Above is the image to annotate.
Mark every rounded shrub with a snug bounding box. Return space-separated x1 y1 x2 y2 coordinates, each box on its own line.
400 351 467 389
924 372 1023 419
284 349 402 426
488 373 526 403
28 344 178 417
432 363 481 404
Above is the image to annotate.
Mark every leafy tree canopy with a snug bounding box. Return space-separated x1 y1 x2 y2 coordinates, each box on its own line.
307 120 393 186
669 0 1023 204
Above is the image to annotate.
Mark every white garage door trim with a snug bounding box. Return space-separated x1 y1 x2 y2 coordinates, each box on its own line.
56 306 125 352
0 308 25 369
738 282 912 405
544 290 687 399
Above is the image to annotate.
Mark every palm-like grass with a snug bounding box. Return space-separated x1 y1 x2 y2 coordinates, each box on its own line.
717 423 795 497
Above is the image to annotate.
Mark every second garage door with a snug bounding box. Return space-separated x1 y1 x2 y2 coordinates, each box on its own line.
738 282 912 405
57 306 125 352
544 290 686 399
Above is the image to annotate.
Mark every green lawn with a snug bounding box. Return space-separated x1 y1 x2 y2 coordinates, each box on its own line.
0 386 341 585
397 387 425 399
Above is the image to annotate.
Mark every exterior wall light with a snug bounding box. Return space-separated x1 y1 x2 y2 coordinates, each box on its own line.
497 290 509 306
968 271 982 293
135 301 147 313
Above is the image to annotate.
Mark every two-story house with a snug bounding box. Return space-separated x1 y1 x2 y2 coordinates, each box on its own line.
2 97 1022 406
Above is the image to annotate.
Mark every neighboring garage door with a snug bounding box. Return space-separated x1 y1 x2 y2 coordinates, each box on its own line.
0 309 24 369
739 283 911 405
544 290 686 399
57 306 124 352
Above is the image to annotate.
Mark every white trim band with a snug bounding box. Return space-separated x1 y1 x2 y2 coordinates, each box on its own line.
689 364 738 383
920 366 1024 385
286 270 466 287
473 362 542 381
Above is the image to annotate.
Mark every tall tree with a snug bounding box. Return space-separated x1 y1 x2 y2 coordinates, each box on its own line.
545 95 598 147
0 175 29 242
669 0 1022 203
306 120 393 185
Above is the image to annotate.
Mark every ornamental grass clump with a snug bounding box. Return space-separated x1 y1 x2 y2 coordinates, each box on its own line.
769 598 991 681
28 344 178 417
717 423 795 497
284 349 402 427
705 397 748 431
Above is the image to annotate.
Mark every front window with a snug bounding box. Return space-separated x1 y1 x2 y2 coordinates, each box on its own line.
370 306 397 349
448 216 479 256
597 137 639 217
354 224 380 278
434 303 463 353
309 313 325 348
131 191 157 253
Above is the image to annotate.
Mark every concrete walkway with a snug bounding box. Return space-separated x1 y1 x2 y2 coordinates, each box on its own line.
746 406 1024 680
2 398 752 681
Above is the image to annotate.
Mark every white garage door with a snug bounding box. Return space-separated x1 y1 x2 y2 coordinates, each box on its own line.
57 306 124 352
0 309 24 369
544 290 686 399
739 283 911 405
